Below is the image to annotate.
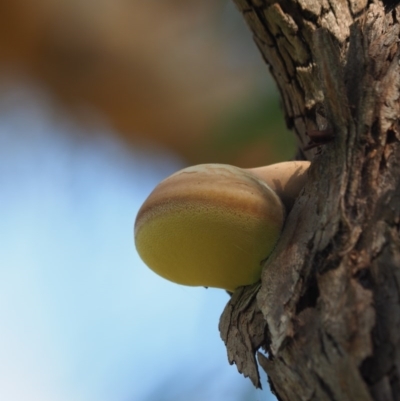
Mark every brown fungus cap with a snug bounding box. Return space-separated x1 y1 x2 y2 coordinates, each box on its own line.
134 164 287 291
247 161 310 211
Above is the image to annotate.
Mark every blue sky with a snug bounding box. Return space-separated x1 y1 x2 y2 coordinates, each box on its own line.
0 84 274 401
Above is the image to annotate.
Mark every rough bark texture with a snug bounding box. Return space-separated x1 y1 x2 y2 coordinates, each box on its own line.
219 1 400 400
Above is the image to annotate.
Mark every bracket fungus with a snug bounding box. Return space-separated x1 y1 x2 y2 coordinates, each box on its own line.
134 161 310 292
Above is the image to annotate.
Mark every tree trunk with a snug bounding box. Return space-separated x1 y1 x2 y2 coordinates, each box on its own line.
219 1 400 400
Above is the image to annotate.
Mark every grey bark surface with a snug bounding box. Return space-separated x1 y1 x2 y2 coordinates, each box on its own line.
219 1 400 400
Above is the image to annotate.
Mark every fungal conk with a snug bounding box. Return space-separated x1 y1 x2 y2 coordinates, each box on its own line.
134 161 310 291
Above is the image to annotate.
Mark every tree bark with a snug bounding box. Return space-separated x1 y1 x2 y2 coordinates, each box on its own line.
219 1 400 400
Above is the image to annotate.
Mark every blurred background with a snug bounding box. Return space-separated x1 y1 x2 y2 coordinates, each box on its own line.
0 0 296 400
